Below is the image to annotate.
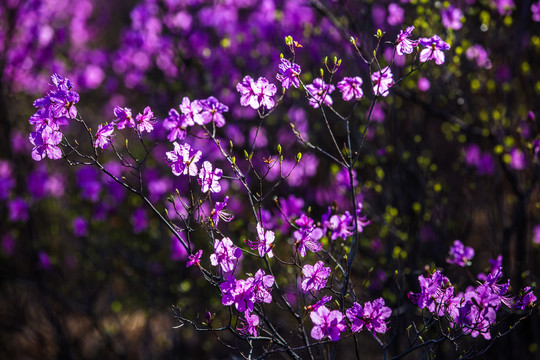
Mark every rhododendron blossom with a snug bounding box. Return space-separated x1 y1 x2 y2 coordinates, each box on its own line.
371 67 394 97
310 306 346 341
418 35 451 65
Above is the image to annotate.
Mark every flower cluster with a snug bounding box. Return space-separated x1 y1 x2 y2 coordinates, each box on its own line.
409 264 536 339
29 74 80 161
236 76 277 110
446 240 475 267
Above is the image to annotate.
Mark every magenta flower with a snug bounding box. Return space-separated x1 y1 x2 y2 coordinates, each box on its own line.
513 287 537 310
310 306 346 341
247 223 275 258
33 73 79 120
72 216 88 237
311 296 332 312
163 109 189 142
238 311 259 337
533 1 540 22
441 6 463 30
0 161 15 200
252 269 274 304
356 202 371 232
221 276 255 312
210 237 242 274
346 298 392 335
179 97 203 125
276 58 301 89
326 212 354 240
29 127 63 161
387 4 404 26
305 78 335 108
8 198 29 222
494 0 514 16
166 142 202 176
94 123 115 149
198 161 223 193
237 76 277 109
302 261 331 292
113 106 136 129
371 67 394 97
200 96 229 127
418 35 451 65
186 249 203 268
466 45 492 69
135 106 156 133
446 240 475 267
409 270 454 315
211 196 234 227
337 76 364 101
395 26 417 56
294 214 323 258
29 110 68 132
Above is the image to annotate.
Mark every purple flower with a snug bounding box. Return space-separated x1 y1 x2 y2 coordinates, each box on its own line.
94 123 115 149
252 269 274 304
509 148 527 170
221 276 255 312
211 196 234 227
305 78 335 108
494 0 514 16
302 261 331 292
114 106 136 129
466 45 492 69
327 212 354 240
238 311 259 337
371 67 394 97
346 298 392 334
166 142 202 176
418 35 451 65
72 216 88 237
135 106 156 133
311 296 332 312
33 74 79 120
179 97 203 125
294 214 323 258
533 225 540 245
187 249 203 267
200 96 229 127
533 1 540 22
310 306 346 341
247 223 275 258
236 76 277 109
77 167 102 202
356 202 371 232
131 207 148 233
395 26 416 56
8 198 29 222
163 109 189 142
513 287 537 310
441 6 463 30
38 250 52 271
276 58 301 89
0 161 15 200
337 77 364 101
387 4 404 26
409 270 454 315
29 127 63 161
446 240 475 267
29 110 68 132
210 237 242 274
198 161 223 193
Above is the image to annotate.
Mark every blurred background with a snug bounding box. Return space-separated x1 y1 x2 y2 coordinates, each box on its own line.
1 0 540 358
